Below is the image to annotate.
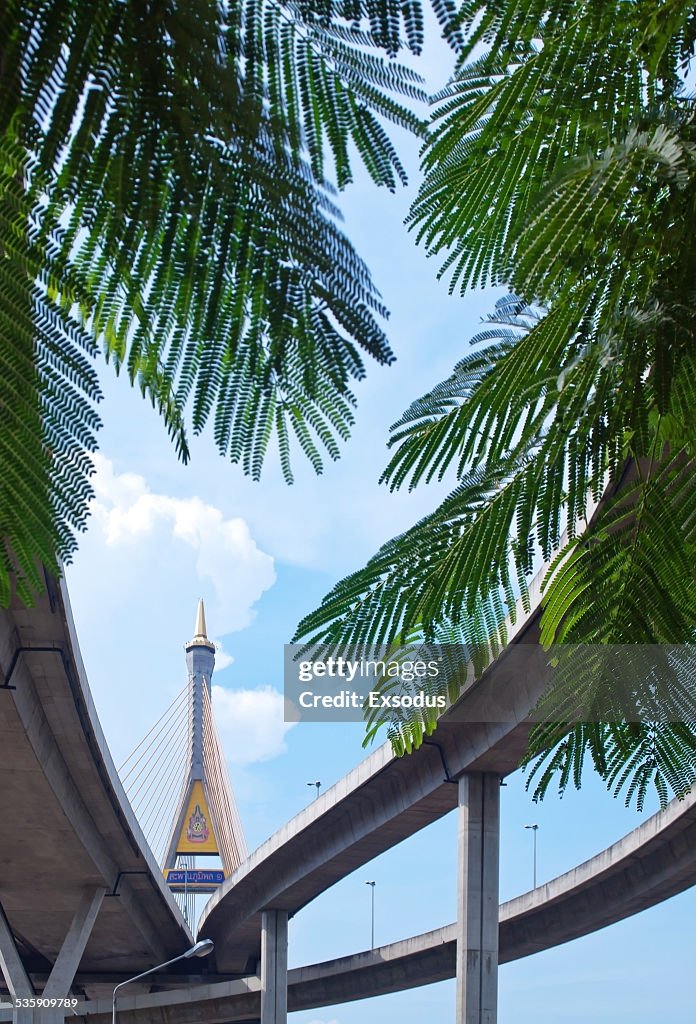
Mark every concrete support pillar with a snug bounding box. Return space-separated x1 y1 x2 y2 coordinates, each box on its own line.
260 910 288 1024
0 888 104 1024
456 773 500 1024
43 887 105 1000
0 901 34 1024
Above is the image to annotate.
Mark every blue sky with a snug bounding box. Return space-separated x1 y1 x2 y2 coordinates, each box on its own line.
63 18 695 1024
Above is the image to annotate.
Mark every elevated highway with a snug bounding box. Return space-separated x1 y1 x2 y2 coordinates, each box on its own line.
0 550 693 1020
35 782 696 1023
0 574 191 996
1 553 550 988
198 574 550 974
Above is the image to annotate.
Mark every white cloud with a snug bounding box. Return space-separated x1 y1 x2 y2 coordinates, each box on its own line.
212 685 296 765
89 454 275 631
213 645 234 672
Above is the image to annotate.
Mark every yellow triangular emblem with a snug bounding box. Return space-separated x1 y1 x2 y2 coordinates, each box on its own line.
175 780 219 855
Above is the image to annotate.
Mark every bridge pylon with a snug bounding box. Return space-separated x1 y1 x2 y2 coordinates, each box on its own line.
162 600 247 901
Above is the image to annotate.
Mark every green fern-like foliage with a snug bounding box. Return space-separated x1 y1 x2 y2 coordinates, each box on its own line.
296 0 696 807
296 294 696 806
1 0 466 602
410 2 696 292
294 298 542 656
525 455 696 809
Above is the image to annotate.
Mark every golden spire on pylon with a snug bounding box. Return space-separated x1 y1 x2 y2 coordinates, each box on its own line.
186 598 215 649
194 598 207 639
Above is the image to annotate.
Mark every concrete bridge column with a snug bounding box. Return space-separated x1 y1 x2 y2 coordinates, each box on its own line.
42 888 105 1024
0 889 105 1024
0 901 34 1024
455 773 500 1024
260 910 288 1024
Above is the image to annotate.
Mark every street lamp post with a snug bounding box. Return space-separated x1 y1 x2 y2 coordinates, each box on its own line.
524 824 539 888
306 780 321 799
365 880 376 949
112 939 214 1024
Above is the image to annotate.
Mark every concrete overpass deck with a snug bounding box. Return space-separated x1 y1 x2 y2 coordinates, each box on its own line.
1 509 693 1016
42 781 696 1024
198 571 550 974
0 574 191 993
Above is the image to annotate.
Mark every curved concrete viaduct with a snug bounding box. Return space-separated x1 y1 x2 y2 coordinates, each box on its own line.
39 782 696 1024
0 500 692 1022
198 574 551 974
0 574 191 997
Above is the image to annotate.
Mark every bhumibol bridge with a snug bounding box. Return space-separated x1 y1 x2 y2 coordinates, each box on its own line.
0 568 695 1024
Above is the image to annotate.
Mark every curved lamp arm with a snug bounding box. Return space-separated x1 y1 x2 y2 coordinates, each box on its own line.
112 940 213 1024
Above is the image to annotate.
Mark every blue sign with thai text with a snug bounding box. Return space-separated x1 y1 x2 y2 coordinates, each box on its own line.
165 869 225 885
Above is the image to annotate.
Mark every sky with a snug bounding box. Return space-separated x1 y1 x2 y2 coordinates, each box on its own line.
63 15 696 1024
